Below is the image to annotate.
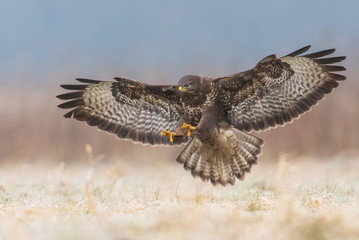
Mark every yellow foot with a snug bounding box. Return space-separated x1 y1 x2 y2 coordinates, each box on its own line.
161 129 176 143
182 123 196 137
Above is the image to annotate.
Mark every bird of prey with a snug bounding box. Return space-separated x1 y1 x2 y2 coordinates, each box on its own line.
57 46 346 186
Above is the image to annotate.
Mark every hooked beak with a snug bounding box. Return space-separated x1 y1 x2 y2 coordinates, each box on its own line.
179 86 188 92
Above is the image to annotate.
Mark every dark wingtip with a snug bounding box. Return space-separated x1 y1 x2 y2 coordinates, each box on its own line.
63 110 74 118
285 45 311 57
321 65 346 72
314 56 346 64
60 84 88 90
56 91 84 100
57 99 84 109
327 73 346 81
76 78 101 84
303 49 336 59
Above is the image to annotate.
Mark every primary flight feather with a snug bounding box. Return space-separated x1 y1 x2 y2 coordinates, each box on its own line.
57 45 346 186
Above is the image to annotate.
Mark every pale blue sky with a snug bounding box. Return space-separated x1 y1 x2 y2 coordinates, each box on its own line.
1 0 358 86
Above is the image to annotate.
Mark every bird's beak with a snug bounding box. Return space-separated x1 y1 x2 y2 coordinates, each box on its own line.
179 86 187 92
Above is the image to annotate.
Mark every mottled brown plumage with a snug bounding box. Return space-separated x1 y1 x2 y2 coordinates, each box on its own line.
57 45 346 186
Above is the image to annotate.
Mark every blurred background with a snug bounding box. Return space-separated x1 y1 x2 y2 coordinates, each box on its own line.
0 0 358 164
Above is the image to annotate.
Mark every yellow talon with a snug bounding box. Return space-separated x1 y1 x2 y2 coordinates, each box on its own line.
161 129 176 143
182 123 196 137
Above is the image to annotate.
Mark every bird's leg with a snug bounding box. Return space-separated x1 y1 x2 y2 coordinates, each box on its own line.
161 130 177 143
161 118 190 143
181 123 196 137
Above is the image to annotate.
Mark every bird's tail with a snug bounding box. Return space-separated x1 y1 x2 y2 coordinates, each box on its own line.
176 127 264 186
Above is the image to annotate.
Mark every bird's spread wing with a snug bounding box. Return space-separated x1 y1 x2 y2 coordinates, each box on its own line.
215 45 346 132
57 77 186 145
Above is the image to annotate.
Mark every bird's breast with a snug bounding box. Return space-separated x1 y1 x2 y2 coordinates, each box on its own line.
184 105 203 125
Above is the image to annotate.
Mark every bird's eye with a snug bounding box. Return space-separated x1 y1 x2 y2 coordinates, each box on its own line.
184 84 190 88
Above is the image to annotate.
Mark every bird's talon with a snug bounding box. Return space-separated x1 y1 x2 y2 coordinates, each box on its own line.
161 129 176 143
181 123 196 137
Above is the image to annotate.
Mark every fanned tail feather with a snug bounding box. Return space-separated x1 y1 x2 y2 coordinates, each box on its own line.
177 127 264 186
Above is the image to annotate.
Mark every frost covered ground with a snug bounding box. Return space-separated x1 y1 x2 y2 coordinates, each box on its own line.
1 152 359 240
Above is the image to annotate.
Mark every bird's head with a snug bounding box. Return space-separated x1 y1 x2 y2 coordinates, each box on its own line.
177 75 202 94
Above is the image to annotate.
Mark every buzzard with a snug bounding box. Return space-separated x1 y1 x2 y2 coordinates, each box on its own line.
57 46 346 186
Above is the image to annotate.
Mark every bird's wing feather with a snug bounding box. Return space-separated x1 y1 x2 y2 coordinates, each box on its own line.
215 45 346 132
57 77 186 145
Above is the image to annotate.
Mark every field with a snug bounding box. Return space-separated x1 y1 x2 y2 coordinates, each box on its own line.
1 150 359 240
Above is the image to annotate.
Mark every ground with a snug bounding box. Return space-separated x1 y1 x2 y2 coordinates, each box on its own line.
1 151 359 240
